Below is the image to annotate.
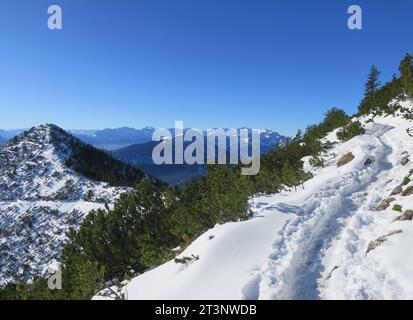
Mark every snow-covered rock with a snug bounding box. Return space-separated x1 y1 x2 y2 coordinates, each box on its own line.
0 125 130 286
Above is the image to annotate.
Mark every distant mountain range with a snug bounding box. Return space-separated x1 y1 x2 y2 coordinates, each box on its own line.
0 129 26 140
0 127 288 185
0 127 156 150
70 127 157 150
112 129 289 185
0 127 287 149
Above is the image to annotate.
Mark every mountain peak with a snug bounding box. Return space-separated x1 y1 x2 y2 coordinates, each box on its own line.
0 124 144 286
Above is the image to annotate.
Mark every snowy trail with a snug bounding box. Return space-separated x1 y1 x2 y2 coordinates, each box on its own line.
97 104 413 300
319 118 413 299
254 123 395 300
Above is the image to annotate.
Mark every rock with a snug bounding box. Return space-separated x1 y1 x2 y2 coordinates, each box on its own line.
318 266 339 289
366 230 403 253
367 237 387 253
394 210 413 221
337 152 355 167
363 158 374 166
325 266 339 281
376 197 395 211
390 185 403 196
400 156 410 166
402 186 413 196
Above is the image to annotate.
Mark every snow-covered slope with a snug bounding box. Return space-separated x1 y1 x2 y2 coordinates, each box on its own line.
96 100 413 300
0 125 129 286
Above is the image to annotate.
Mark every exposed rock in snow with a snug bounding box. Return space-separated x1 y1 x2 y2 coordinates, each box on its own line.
391 185 403 196
394 210 413 221
401 186 413 196
366 230 403 254
336 152 355 167
0 125 130 286
400 155 410 166
377 197 396 211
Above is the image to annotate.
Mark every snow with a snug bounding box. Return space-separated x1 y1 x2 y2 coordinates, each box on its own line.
0 125 128 286
96 100 413 300
123 207 289 300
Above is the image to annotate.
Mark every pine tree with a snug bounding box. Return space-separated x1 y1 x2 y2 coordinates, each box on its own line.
359 66 383 114
364 65 381 96
399 54 413 97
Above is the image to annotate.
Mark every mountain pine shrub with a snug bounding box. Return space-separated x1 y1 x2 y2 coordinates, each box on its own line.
336 121 365 142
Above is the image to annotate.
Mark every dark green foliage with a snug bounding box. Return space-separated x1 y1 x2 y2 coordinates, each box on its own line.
300 108 349 156
50 125 146 187
62 178 177 281
399 54 413 97
170 165 253 239
0 278 67 300
64 142 145 187
358 76 404 115
357 56 413 116
309 156 325 168
336 121 365 142
0 262 103 300
392 204 402 212
364 65 381 96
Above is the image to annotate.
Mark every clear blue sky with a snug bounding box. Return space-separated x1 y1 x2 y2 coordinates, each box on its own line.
0 0 412 135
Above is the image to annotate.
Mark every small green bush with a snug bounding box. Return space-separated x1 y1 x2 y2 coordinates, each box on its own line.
337 121 366 142
309 156 325 168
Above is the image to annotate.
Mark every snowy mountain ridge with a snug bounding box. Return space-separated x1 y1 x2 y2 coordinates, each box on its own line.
95 99 413 300
0 124 130 286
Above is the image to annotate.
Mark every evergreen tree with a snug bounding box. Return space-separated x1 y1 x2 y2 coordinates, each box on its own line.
336 121 365 142
364 65 381 96
399 54 413 97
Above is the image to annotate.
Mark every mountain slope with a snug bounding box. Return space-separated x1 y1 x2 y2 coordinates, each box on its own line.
112 140 206 186
96 99 413 300
0 125 141 286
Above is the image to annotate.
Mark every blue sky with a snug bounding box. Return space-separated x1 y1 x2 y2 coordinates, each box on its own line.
0 0 412 135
